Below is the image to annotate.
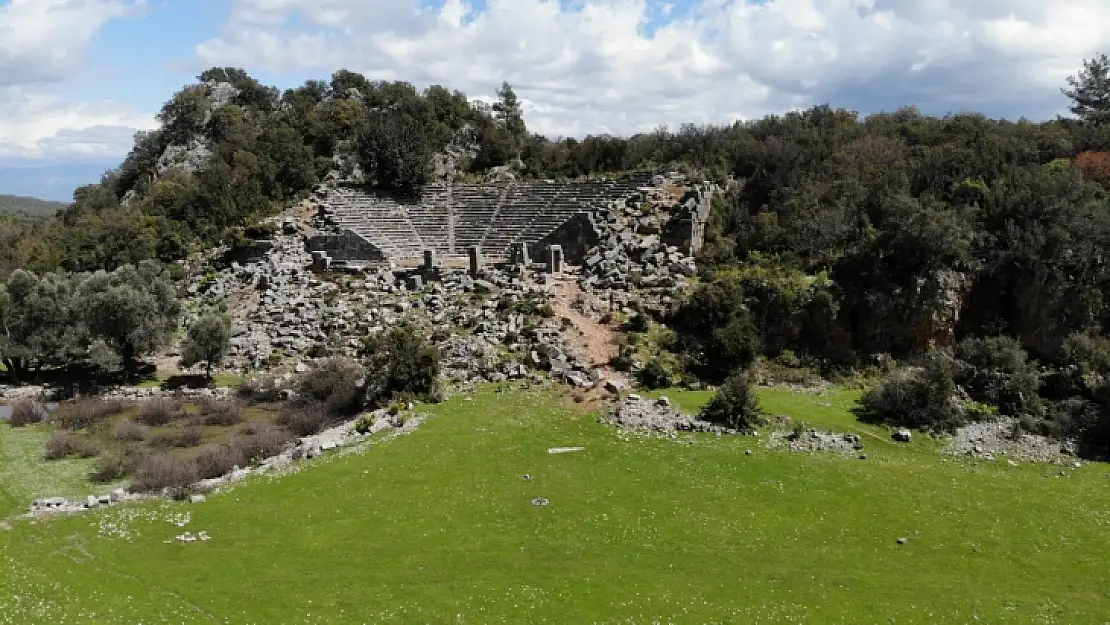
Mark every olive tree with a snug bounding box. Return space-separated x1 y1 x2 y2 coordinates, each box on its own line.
76 262 181 373
179 312 233 381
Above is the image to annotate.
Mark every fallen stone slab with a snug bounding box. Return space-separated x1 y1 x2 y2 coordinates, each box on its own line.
547 447 585 454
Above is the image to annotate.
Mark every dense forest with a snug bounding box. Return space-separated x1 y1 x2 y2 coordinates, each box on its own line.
0 195 67 220
2 55 1110 451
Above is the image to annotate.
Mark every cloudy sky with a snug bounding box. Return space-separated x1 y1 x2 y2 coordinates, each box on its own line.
0 0 1107 201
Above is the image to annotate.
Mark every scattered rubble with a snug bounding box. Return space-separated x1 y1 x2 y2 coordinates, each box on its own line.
766 428 865 454
944 419 1079 464
604 395 727 434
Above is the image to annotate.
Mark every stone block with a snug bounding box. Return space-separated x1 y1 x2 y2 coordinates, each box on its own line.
468 245 482 277
546 244 563 273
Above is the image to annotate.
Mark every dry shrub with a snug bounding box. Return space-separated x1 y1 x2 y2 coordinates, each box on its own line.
91 446 143 483
10 400 47 427
137 398 182 426
150 426 204 449
276 402 335 437
193 443 241 480
113 419 149 442
231 421 293 464
54 398 126 430
199 398 244 426
297 358 365 415
131 453 199 493
237 375 289 403
43 432 101 460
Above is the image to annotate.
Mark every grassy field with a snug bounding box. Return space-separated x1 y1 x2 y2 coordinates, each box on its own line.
1 386 1109 623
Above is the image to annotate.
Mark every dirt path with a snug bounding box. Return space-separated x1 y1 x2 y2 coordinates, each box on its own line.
548 274 632 394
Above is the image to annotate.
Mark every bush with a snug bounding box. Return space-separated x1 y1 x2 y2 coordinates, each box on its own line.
91 446 143 482
297 357 365 415
700 369 763 431
113 419 149 442
624 314 650 333
43 432 101 460
9 400 47 427
137 398 182 426
857 351 964 432
231 421 292 464
353 415 375 435
637 360 673 390
276 402 335 437
131 453 200 492
150 426 204 449
671 275 762 382
953 336 1041 417
237 375 289 403
362 322 441 407
54 399 126 430
198 398 244 426
193 443 241 480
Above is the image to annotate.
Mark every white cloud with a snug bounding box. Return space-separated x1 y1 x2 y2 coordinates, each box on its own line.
0 0 144 86
0 0 151 159
0 87 157 158
195 0 1110 136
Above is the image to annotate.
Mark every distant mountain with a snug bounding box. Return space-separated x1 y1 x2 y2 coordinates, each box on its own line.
0 194 68 220
0 159 116 203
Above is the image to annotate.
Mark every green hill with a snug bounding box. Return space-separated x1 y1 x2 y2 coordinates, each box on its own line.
0 194 68 220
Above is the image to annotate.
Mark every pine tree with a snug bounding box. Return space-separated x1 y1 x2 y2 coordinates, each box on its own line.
492 82 527 156
1062 54 1110 126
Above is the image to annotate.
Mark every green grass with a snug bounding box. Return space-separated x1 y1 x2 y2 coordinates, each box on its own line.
0 425 124 517
1 387 1109 623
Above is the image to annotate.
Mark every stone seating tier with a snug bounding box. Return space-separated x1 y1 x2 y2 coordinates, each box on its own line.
317 174 654 259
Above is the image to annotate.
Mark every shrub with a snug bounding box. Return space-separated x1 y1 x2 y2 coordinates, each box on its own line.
54 399 126 430
624 313 650 333
353 415 375 435
193 443 241 480
91 446 143 482
953 336 1041 417
237 374 289 403
362 322 441 407
198 398 244 426
857 351 964 432
671 275 762 382
43 432 101 460
296 357 365 415
131 453 200 492
231 421 292 464
637 360 673 390
150 426 204 449
276 402 335 437
700 369 763 431
9 399 47 427
137 398 182 426
113 419 149 442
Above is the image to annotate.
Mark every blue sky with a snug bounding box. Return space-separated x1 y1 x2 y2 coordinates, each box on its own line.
1 0 1106 201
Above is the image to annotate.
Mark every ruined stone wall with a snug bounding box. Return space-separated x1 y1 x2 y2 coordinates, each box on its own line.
529 213 601 265
304 230 386 262
662 185 713 256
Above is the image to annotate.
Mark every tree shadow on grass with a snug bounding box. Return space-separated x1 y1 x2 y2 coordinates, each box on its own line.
158 375 211 390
